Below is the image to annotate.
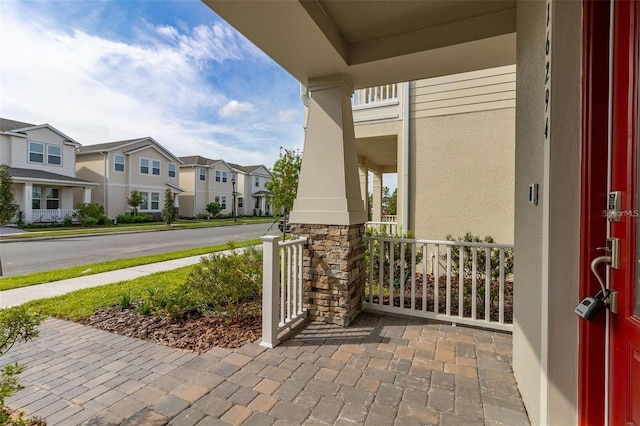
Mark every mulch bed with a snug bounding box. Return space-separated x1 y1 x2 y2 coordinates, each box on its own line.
78 303 262 353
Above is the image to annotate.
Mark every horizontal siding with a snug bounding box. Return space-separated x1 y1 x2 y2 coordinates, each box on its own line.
0 137 11 164
410 65 516 119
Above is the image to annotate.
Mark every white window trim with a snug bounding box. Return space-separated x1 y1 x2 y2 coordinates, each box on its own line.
114 154 125 173
47 145 62 166
152 159 161 176
32 186 42 209
45 187 60 209
150 192 160 210
28 141 45 164
199 168 206 181
168 163 176 178
222 171 228 183
140 158 150 175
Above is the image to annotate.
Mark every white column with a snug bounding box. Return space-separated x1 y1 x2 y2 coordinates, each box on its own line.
83 187 92 204
359 164 369 219
290 75 367 225
372 171 383 222
260 235 280 348
23 183 33 223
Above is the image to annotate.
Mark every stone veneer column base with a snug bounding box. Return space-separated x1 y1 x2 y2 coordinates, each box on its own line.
291 223 366 326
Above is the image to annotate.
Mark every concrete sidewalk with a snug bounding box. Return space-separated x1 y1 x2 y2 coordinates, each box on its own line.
0 255 206 308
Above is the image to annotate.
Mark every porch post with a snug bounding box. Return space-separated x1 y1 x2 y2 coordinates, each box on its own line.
290 74 367 326
359 163 369 219
23 182 33 223
372 171 383 222
83 187 92 204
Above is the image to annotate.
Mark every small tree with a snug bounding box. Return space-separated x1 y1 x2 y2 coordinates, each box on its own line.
206 202 222 219
266 148 302 238
161 189 177 225
0 165 17 276
128 189 142 216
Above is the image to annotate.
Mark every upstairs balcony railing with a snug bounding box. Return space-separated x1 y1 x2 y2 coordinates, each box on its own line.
352 84 398 107
364 236 514 332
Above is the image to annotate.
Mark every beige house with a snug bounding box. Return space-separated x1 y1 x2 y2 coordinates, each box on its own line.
206 1 640 424
178 155 237 218
354 65 515 243
0 118 96 224
75 138 184 219
227 163 273 217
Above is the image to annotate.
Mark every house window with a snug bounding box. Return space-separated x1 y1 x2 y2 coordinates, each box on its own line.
29 142 44 163
238 197 243 208
114 154 125 172
152 160 160 176
222 171 228 183
47 145 61 165
215 170 221 182
32 187 42 209
168 163 176 178
45 188 60 209
199 168 206 181
140 158 149 174
151 192 160 210
215 195 227 210
255 177 259 187
140 192 149 210
232 172 237 182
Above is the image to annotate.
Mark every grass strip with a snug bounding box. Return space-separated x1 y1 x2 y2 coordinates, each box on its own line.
23 267 192 321
0 238 261 291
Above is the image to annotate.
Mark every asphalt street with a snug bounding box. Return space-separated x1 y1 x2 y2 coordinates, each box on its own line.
0 222 281 276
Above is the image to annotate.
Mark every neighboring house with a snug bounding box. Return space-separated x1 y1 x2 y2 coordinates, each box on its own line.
178 156 272 218
178 155 237 218
0 118 96 223
353 65 515 244
75 138 184 219
227 163 273 216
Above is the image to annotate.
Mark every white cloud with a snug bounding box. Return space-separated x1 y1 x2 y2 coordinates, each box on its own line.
277 109 299 123
218 100 256 118
0 2 304 167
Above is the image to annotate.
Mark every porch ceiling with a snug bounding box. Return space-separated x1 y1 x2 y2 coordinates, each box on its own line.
203 0 516 88
357 135 397 173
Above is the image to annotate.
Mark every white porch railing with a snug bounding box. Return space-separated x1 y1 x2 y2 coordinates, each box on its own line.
33 209 76 223
382 215 397 223
364 236 515 332
366 221 398 235
353 84 398 106
261 236 308 348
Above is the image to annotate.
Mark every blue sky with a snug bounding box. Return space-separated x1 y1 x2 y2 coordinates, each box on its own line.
0 0 305 167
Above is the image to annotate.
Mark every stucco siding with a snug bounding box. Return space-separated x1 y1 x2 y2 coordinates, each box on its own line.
409 108 514 243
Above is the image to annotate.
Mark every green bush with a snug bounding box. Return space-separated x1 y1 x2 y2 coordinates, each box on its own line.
0 307 44 425
74 203 109 226
366 227 423 288
444 233 514 280
116 213 154 224
138 248 263 320
206 202 222 219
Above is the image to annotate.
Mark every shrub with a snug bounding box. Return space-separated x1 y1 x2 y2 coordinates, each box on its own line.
366 227 423 288
205 202 222 219
161 189 177 225
0 307 44 425
145 248 263 320
63 216 73 227
74 203 109 226
116 214 154 224
444 233 514 280
14 210 25 228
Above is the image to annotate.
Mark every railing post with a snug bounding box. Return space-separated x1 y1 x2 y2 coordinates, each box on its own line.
260 235 280 348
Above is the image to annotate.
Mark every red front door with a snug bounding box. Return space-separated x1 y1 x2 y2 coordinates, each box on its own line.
609 1 640 424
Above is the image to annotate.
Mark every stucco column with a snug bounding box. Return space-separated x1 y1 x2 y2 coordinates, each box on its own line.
358 164 369 219
372 171 383 222
23 183 33 223
290 74 367 326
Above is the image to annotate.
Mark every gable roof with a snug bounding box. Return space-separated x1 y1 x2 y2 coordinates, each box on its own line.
7 167 97 186
229 163 272 176
78 137 183 164
178 155 219 167
0 118 81 145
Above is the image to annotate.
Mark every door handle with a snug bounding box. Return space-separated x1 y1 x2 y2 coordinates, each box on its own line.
589 238 619 314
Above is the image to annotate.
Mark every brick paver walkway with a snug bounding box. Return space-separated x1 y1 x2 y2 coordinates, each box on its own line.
3 312 529 425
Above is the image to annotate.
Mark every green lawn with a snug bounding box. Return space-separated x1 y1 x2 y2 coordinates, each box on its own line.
0 239 261 291
23 267 192 321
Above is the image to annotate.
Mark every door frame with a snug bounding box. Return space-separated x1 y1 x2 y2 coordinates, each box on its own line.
579 0 610 424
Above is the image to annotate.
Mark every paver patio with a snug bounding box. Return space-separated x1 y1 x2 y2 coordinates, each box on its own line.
3 312 529 425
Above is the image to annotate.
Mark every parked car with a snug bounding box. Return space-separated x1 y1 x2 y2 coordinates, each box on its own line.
278 214 290 232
